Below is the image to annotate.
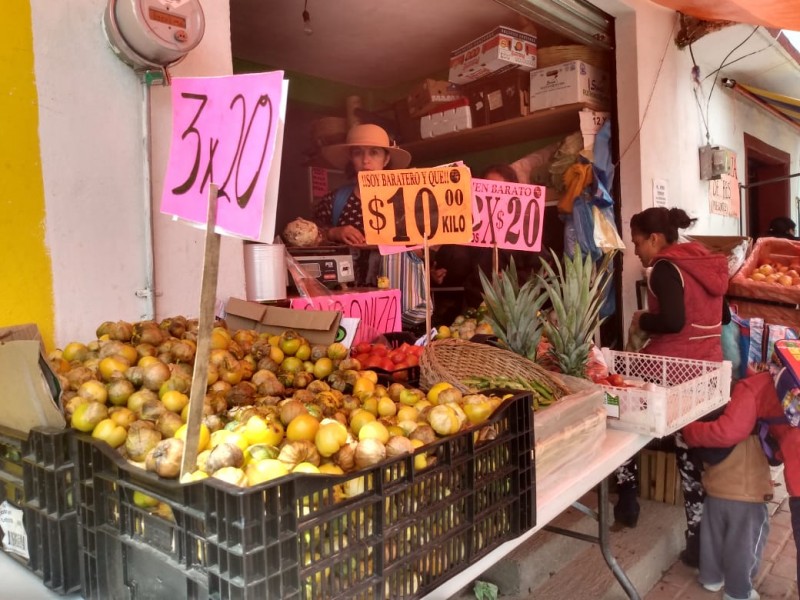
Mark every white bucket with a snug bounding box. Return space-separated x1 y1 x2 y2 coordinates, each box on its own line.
243 243 287 302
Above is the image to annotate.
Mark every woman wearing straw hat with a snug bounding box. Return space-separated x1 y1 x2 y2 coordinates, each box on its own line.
314 123 411 286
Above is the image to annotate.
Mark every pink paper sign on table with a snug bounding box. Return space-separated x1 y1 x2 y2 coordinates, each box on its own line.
161 71 285 240
290 289 401 336
470 178 546 252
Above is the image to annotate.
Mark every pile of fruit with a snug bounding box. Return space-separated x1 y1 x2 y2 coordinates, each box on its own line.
51 317 509 489
349 341 422 381
746 257 800 286
435 306 493 341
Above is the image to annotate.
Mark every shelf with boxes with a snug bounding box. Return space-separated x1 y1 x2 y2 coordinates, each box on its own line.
402 101 592 163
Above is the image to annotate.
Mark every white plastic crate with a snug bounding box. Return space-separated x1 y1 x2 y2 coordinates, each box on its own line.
600 349 732 438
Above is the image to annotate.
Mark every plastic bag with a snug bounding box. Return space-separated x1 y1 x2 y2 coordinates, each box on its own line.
592 205 625 253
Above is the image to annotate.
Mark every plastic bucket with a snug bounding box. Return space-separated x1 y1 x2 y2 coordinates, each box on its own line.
243 243 287 301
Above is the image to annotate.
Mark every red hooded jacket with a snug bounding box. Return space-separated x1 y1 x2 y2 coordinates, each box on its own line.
644 241 728 361
682 371 800 496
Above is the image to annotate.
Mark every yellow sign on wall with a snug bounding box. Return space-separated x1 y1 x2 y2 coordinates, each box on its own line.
358 166 473 245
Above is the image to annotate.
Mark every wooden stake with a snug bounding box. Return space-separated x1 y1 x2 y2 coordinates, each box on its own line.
493 244 499 275
180 184 221 480
423 233 432 344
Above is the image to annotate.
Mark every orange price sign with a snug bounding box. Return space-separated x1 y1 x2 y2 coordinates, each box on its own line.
358 166 472 245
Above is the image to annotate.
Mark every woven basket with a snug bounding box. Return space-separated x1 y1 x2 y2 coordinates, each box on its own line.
536 45 611 71
419 339 567 394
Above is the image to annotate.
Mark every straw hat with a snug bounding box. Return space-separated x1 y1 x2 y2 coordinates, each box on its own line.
321 124 411 170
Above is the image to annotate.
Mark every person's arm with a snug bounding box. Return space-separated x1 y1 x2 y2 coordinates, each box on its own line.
638 261 684 333
682 380 757 447
315 191 367 245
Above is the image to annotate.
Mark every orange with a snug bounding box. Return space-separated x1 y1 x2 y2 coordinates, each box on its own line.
286 413 320 442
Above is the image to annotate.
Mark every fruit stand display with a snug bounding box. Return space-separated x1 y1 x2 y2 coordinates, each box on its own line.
34 315 544 599
728 237 800 328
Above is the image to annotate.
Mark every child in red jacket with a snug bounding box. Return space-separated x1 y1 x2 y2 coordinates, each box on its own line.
683 371 800 596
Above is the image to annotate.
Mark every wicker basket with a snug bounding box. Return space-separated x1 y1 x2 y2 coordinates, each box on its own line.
419 338 568 394
536 45 611 71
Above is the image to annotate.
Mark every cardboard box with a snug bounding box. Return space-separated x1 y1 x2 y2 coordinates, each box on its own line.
224 298 342 345
420 99 473 139
688 234 751 278
406 79 464 118
529 60 610 111
0 324 65 435
449 26 537 84
465 68 530 126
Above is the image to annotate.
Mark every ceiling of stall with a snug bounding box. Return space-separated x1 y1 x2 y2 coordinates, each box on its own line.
229 0 573 88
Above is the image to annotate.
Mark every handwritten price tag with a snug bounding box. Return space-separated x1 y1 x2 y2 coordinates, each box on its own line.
471 178 546 252
161 72 285 240
358 166 472 245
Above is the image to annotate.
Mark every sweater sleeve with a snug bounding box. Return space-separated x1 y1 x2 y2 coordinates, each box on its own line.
639 261 685 333
682 380 757 447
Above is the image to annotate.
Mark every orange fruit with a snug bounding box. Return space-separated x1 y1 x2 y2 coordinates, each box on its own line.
286 413 320 442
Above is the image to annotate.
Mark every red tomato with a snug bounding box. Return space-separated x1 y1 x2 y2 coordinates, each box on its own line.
607 373 626 387
398 343 413 354
388 350 406 364
362 355 383 369
354 342 373 356
405 355 419 367
372 344 389 357
407 345 424 357
380 358 396 371
354 353 371 365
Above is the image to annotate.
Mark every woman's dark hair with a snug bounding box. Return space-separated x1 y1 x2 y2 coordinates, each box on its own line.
630 207 696 244
481 164 518 183
767 217 796 238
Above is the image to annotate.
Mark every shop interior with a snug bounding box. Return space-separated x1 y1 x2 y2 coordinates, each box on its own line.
228 0 620 335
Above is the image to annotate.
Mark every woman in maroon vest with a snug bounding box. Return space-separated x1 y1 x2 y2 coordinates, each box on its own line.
614 207 729 568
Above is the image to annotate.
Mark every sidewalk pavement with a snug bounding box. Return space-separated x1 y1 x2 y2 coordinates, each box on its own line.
645 473 797 600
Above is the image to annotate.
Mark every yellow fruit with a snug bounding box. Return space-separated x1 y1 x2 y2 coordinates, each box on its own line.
210 327 231 350
78 380 109 404
349 409 376 436
269 346 284 364
133 491 159 508
268 334 281 347
175 423 211 453
243 416 284 447
361 396 378 416
318 463 344 476
427 382 454 405
359 370 378 385
62 342 89 363
295 344 312 361
91 418 127 448
161 390 189 413
246 458 290 486
99 356 130 382
312 358 334 379
71 402 109 432
315 422 348 458
464 402 494 425
353 377 376 399
293 462 320 474
436 326 451 339
410 439 427 470
358 420 390 444
396 406 419 422
377 396 397 418
326 342 348 360
286 414 320 443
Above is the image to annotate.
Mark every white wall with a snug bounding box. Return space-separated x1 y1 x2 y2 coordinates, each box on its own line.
32 0 244 346
594 0 800 333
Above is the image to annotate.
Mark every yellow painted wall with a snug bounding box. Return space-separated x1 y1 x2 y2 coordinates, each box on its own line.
0 4 54 349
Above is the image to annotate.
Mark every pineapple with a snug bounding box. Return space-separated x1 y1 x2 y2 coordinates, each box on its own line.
538 246 616 378
478 258 547 361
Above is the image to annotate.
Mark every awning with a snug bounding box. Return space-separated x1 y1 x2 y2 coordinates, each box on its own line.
648 0 800 30
724 79 800 129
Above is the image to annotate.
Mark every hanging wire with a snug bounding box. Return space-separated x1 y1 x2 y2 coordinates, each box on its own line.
704 27 759 119
614 14 680 169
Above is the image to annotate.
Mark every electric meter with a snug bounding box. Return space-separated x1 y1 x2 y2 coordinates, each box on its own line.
104 0 205 69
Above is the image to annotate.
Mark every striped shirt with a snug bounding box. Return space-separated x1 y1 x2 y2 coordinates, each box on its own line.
381 251 428 327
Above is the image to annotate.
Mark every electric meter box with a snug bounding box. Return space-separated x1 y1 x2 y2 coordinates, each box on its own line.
699 145 736 181
104 0 205 69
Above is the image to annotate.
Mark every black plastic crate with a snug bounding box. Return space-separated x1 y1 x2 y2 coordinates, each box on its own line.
23 427 76 516
24 508 81 594
75 391 535 600
0 426 80 595
0 426 25 507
